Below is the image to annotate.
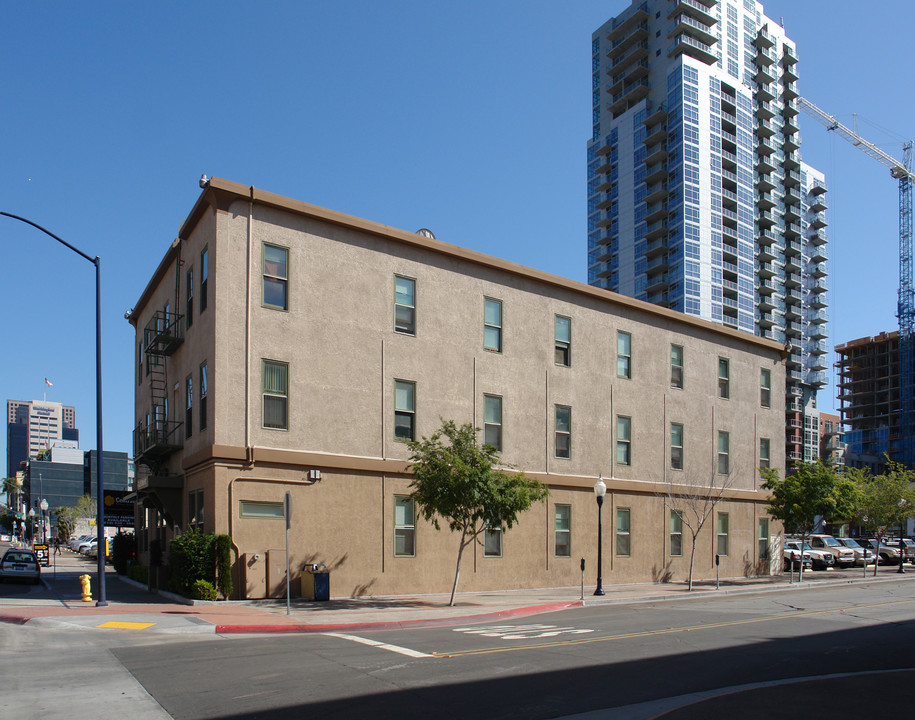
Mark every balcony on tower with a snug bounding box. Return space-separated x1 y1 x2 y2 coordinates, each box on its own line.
809 194 828 213
810 212 828 229
610 77 651 116
607 2 649 43
668 10 717 48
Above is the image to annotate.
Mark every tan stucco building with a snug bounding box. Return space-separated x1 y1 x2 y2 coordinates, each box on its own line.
129 178 786 599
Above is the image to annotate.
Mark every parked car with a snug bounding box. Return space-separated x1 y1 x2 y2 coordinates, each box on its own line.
785 539 835 570
0 548 41 584
885 538 915 564
783 540 812 571
68 535 91 552
834 537 876 566
859 538 902 565
807 535 857 568
77 538 96 555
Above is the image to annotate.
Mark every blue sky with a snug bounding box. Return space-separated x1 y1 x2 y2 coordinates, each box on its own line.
1 0 911 464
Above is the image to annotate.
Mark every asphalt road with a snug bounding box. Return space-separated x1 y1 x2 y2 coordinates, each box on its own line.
3 580 915 720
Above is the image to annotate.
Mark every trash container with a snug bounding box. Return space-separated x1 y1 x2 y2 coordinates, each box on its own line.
302 563 329 601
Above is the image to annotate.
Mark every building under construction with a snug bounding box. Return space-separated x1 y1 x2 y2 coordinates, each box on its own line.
836 331 905 471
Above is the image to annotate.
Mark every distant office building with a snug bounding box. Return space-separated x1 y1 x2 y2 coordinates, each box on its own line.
818 411 845 469
25 449 131 527
836 332 903 472
6 399 78 476
586 1 828 471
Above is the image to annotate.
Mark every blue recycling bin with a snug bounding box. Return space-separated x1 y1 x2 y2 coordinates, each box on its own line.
303 563 329 601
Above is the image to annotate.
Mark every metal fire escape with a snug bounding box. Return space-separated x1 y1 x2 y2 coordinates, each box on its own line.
798 96 915 466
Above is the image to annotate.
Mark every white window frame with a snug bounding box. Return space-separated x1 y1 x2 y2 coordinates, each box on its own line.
670 510 683 557
718 357 730 399
554 405 571 459
554 504 571 557
718 430 730 475
617 331 632 379
616 507 631 557
717 512 729 556
394 275 416 336
670 422 684 471
671 344 684 389
760 368 771 408
263 244 289 311
394 495 415 557
483 394 503 451
262 359 289 431
394 380 416 442
555 315 571 367
484 297 502 352
617 415 631 466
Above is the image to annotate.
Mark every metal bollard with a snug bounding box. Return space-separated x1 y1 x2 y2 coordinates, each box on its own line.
79 574 92 602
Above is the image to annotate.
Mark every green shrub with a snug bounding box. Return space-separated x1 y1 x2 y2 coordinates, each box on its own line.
214 534 233 599
167 528 215 597
192 579 217 601
128 564 149 584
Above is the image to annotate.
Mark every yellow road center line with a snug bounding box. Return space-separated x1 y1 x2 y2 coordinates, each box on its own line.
433 598 915 658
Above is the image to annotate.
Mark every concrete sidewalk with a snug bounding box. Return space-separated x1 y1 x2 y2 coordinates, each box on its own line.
3 550 913 634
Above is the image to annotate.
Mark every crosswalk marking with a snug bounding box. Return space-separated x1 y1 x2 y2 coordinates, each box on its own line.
322 632 432 658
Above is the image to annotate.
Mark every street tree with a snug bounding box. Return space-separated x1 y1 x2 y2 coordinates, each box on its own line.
761 459 859 579
848 460 915 576
55 494 96 541
665 467 736 591
3 476 22 511
408 419 549 606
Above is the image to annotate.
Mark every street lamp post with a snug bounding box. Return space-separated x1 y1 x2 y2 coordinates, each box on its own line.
898 499 908 575
40 499 49 544
1 211 107 606
594 477 607 596
28 508 35 543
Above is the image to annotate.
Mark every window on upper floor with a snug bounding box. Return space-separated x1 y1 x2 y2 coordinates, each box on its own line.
718 430 730 475
199 362 208 432
394 275 416 335
759 437 771 470
263 244 288 311
618 331 631 379
263 360 288 430
671 423 684 470
671 344 684 389
186 266 194 329
200 248 208 313
555 405 571 458
617 415 631 466
394 380 416 442
483 394 502 451
760 368 771 408
718 357 730 399
484 298 502 352
185 375 193 439
555 315 571 366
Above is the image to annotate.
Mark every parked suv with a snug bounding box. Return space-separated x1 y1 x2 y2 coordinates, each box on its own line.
834 537 876 566
783 541 812 572
808 535 857 568
785 539 834 570
885 538 915 564
859 538 902 565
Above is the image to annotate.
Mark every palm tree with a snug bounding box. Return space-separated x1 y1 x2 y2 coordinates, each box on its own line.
2 476 22 513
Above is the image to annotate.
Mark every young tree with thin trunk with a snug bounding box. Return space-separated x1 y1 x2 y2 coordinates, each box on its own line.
761 459 858 580
408 420 549 606
848 460 915 576
666 466 736 591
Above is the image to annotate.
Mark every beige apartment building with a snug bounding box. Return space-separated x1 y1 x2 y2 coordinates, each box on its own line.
128 178 786 599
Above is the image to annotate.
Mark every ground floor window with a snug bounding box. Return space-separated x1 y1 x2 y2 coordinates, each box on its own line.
239 500 284 519
670 510 682 557
394 495 415 557
758 517 769 560
483 528 502 557
554 504 571 556
616 508 631 557
717 512 729 556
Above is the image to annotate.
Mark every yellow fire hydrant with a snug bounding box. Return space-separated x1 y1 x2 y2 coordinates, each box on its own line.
79 574 92 602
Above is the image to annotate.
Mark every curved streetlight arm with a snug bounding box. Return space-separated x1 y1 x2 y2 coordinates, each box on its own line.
0 211 107 606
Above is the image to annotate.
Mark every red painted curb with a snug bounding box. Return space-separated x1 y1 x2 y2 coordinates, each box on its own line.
214 601 582 634
0 614 30 626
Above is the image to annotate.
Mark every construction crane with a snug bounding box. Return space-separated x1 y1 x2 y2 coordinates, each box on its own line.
798 96 915 466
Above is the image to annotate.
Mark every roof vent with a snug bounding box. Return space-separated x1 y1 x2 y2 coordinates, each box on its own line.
415 228 436 240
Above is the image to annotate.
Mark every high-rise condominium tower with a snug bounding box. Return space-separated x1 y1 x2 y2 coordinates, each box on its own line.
587 0 828 466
